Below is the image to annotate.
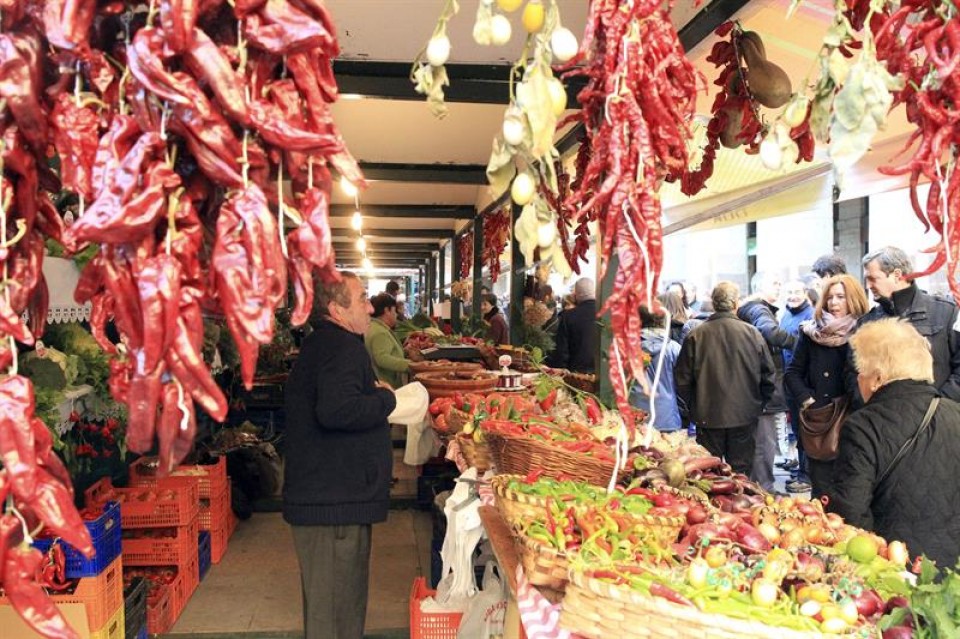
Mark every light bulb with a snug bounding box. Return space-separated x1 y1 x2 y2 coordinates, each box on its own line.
340 177 358 197
351 211 363 231
362 257 374 272
356 237 367 251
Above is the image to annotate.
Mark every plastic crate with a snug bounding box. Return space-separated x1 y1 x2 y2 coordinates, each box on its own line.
121 517 199 566
130 455 228 499
0 555 123 631
410 577 463 639
90 603 124 639
198 531 212 581
173 553 200 618
124 577 148 639
135 624 148 639
86 477 200 528
199 484 231 531
145 579 176 635
33 501 122 578
210 509 239 564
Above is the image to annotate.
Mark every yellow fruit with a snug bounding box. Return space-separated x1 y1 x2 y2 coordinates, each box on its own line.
496 0 523 11
687 558 709 589
704 546 727 568
797 584 832 604
521 1 545 33
847 534 880 564
839 600 860 625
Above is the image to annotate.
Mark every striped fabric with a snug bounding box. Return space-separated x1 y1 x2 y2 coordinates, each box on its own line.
516 565 578 639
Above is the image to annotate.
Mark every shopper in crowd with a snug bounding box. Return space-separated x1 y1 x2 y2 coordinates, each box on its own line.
687 281 705 314
675 282 776 475
779 279 815 491
785 274 869 498
385 280 401 297
631 303 682 432
395 300 407 322
802 272 823 303
365 293 413 389
547 278 598 374
738 272 795 492
812 254 847 279
480 293 509 345
283 272 397 639
831 318 960 569
859 246 960 402
660 290 688 344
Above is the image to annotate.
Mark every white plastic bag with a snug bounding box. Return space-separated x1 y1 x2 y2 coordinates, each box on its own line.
386 382 438 465
457 562 507 639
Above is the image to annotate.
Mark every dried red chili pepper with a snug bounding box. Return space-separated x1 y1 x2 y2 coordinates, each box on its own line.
182 28 249 125
159 0 198 53
5 542 81 638
0 34 47 154
50 94 100 201
244 0 336 55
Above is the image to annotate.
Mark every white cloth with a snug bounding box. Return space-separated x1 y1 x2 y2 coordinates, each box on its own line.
386 382 438 465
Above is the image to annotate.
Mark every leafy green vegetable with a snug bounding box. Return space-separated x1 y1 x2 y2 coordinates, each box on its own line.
881 558 960 638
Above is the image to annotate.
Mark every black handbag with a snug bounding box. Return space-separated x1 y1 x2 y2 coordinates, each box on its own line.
799 396 850 461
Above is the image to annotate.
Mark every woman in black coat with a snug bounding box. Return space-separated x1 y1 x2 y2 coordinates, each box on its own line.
832 318 960 569
784 275 869 497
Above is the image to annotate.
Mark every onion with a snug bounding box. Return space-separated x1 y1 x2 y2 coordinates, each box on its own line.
751 578 779 607
511 172 536 205
490 14 512 46
426 35 451 67
550 27 578 62
502 107 525 145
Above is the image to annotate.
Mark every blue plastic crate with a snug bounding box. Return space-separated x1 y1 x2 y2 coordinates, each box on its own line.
135 624 148 639
33 501 121 578
198 530 212 581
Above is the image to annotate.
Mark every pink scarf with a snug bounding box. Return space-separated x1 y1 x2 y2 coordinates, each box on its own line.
801 313 857 347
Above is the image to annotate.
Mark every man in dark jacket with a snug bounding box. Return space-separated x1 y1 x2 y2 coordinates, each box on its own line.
858 246 960 402
547 278 597 373
284 272 397 639
737 272 797 492
675 281 776 475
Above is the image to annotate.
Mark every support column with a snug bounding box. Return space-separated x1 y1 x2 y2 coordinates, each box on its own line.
472 217 484 319
438 244 447 302
834 196 868 280
596 252 614 407
451 235 462 333
427 257 435 316
509 203 525 346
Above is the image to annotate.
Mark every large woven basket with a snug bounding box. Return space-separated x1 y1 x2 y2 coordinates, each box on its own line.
491 475 685 546
487 434 631 487
516 533 570 591
561 570 841 639
456 433 492 471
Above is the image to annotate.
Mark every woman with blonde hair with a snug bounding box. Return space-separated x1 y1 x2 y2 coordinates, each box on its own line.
784 274 869 496
831 319 960 569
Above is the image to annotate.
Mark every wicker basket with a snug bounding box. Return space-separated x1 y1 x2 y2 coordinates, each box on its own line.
516 533 570 591
561 570 839 639
415 371 500 399
487 434 631 487
409 361 484 376
456 433 492 472
491 475 685 545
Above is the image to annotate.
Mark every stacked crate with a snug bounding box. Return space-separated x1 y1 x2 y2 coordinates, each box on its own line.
86 475 200 635
0 501 126 638
131 456 238 563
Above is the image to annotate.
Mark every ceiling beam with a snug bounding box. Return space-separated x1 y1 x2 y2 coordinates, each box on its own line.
329 204 476 219
333 60 587 105
335 250 435 260
332 241 441 251
358 162 487 185
359 229 456 239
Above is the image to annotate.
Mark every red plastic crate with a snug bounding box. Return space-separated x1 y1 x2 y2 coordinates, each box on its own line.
410 577 463 639
173 553 200 618
145 580 176 635
130 455 228 499
199 484 231 531
86 477 200 528
0 555 124 632
122 517 199 566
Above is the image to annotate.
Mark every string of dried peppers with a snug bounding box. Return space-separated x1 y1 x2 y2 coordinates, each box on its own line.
458 229 474 279
562 0 701 432
482 205 510 283
0 0 360 635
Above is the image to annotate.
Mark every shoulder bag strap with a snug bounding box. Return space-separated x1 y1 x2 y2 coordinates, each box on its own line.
876 397 940 487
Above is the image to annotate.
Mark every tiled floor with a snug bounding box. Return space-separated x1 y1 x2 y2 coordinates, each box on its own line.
167 443 433 639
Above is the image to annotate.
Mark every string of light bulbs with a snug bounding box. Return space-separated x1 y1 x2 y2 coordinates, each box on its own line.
340 177 373 272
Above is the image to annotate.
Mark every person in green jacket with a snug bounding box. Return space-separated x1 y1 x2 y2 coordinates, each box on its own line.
365 293 411 388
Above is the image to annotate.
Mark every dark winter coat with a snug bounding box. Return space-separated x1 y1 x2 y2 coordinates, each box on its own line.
830 380 960 569
784 333 853 409
282 320 397 527
547 299 597 374
779 301 814 370
738 299 797 413
674 311 776 429
857 283 960 402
